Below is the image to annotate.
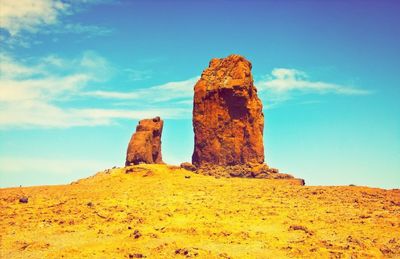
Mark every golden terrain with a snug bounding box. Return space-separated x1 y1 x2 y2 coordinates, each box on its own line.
1 164 399 258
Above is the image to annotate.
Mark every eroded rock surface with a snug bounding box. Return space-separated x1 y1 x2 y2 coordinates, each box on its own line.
125 117 163 166
192 54 265 167
190 54 304 183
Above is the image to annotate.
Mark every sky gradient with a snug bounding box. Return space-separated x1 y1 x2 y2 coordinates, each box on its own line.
0 0 399 188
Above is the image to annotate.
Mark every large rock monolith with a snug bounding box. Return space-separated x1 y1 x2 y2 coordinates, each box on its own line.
125 116 163 166
190 54 304 184
192 54 265 167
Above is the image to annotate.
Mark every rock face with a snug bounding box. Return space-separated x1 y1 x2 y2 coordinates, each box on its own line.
125 117 164 166
192 54 264 167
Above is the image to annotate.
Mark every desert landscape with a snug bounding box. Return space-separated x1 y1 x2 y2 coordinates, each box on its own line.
1 164 399 258
1 2 399 258
1 53 400 259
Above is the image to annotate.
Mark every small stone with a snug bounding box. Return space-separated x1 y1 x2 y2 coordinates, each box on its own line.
19 197 28 203
269 168 279 174
131 230 142 239
175 248 189 256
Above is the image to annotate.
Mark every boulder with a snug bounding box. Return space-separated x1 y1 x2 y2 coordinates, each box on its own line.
125 116 164 166
192 54 264 167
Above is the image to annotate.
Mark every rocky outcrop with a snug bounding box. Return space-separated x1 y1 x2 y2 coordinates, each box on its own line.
195 163 304 184
180 162 197 172
192 54 264 167
125 117 164 166
190 54 304 184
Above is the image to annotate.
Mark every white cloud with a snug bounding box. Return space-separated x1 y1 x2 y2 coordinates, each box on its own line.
258 68 371 95
0 53 41 77
85 90 139 99
0 51 105 103
0 0 68 36
0 54 371 129
0 74 90 102
0 0 113 49
84 77 199 102
0 52 192 129
0 102 188 128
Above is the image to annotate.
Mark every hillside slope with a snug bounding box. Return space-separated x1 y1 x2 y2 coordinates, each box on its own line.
1 165 399 258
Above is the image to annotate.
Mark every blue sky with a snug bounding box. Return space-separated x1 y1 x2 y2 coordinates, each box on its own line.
0 0 399 188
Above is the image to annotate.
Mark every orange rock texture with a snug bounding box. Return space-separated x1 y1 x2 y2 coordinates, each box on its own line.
192 54 264 167
125 116 163 166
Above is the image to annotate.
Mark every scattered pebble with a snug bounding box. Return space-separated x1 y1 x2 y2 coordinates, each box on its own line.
131 230 142 239
19 197 28 204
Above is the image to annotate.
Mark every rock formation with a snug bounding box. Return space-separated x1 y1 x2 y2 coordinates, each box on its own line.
190 54 303 184
125 116 164 166
192 54 265 167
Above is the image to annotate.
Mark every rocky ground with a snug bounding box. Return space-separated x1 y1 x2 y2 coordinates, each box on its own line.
1 164 399 258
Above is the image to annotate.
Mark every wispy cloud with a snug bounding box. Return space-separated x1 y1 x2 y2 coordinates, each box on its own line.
0 52 371 129
257 68 371 95
255 68 371 108
0 52 190 129
0 0 68 36
85 77 199 102
85 90 139 99
0 51 110 102
0 0 113 47
0 103 188 129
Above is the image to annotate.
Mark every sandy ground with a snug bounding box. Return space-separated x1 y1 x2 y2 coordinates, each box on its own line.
1 164 399 258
